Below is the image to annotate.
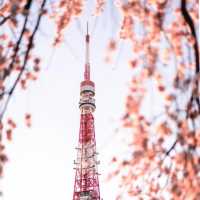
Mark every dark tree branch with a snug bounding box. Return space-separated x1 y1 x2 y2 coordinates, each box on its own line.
24 0 33 10
159 138 178 168
181 0 199 74
0 15 11 25
9 0 46 96
0 0 33 26
181 0 200 112
0 0 47 121
166 139 177 156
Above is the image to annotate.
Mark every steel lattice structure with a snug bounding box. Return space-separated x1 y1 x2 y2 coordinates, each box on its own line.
72 24 101 200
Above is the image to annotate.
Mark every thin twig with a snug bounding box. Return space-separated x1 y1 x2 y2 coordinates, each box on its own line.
0 15 11 26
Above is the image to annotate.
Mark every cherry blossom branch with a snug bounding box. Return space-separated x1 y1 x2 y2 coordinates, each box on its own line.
0 0 46 121
2 0 33 81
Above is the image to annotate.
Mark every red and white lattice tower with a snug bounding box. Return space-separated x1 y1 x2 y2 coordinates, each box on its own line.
72 24 101 200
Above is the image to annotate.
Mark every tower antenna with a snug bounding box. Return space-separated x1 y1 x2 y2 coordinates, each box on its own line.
84 22 90 81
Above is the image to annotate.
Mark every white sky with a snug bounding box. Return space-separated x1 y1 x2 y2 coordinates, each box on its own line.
1 2 134 200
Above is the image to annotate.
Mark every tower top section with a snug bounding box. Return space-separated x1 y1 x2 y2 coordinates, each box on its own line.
79 22 95 112
84 22 90 81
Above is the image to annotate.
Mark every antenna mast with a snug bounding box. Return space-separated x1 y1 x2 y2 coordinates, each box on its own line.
84 22 90 81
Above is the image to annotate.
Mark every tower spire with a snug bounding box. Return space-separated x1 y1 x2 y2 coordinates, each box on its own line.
84 22 90 81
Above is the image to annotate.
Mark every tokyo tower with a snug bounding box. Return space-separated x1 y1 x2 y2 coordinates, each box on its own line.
72 24 101 200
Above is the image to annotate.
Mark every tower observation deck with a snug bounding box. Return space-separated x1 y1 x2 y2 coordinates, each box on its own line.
72 23 101 200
